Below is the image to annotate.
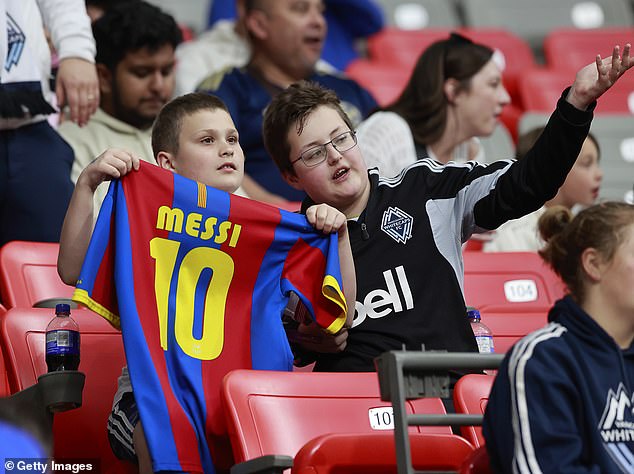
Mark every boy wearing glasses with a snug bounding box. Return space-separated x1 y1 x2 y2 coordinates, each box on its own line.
263 43 632 371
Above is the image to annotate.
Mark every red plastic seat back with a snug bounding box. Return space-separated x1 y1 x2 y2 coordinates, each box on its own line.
459 445 492 474
484 310 550 354
453 374 495 448
293 432 474 474
221 369 450 463
544 27 634 73
463 251 566 314
0 241 74 309
520 68 634 114
345 59 410 106
366 27 451 67
0 307 132 472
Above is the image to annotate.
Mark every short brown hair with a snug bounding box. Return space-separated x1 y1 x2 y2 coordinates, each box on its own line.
151 92 229 158
538 201 634 302
262 80 354 175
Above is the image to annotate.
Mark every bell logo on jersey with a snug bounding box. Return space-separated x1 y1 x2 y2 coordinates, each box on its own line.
381 207 413 244
352 265 413 328
598 383 634 472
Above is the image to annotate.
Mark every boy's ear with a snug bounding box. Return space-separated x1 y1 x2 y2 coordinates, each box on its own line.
96 64 112 95
156 151 176 171
282 170 304 191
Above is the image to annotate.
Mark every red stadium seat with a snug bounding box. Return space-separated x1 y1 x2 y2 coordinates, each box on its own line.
221 369 451 468
345 59 410 106
483 310 551 354
0 307 134 473
463 251 565 352
366 27 537 109
292 432 474 473
463 251 566 314
520 67 634 114
453 374 495 448
459 445 492 474
0 346 8 397
366 27 451 67
0 241 74 309
462 249 556 352
544 27 634 73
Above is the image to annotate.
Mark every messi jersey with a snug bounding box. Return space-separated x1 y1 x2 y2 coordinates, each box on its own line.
73 162 347 473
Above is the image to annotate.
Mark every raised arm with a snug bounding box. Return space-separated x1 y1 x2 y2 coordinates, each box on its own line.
472 44 633 232
57 149 140 285
566 44 632 110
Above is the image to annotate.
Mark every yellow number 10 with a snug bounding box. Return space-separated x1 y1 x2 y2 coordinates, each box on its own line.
150 237 234 360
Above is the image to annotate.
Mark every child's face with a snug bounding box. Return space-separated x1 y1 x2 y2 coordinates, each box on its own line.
283 105 370 216
168 109 244 193
558 137 602 208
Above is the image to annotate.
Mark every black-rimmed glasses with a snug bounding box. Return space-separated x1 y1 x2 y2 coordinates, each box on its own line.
291 131 357 168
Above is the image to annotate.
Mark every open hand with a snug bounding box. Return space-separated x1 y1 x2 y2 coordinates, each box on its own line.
567 43 633 110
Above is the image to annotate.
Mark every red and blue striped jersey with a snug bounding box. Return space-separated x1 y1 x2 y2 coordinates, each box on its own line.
73 162 347 473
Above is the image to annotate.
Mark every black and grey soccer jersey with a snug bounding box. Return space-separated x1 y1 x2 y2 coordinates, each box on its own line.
311 90 594 372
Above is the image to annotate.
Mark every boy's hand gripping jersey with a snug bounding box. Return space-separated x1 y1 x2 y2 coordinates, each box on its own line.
73 162 347 473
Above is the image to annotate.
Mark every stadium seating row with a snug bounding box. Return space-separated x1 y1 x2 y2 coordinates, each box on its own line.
375 0 634 58
0 241 567 361
0 240 562 470
347 26 634 112
2 317 492 473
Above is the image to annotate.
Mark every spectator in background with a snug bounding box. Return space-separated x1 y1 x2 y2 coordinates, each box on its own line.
484 201 634 473
174 0 251 97
356 32 510 178
198 0 377 205
261 44 632 374
175 0 337 99
206 0 384 71
484 127 602 252
0 0 98 246
58 1 183 213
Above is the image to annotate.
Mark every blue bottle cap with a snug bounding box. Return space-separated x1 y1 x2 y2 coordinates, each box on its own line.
467 308 481 320
55 303 71 313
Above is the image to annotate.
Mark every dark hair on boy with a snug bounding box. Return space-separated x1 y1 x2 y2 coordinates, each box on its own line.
262 80 355 174
538 202 634 302
151 92 230 157
92 0 182 72
386 32 493 147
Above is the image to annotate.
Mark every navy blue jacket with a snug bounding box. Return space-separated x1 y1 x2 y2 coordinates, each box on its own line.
484 296 634 473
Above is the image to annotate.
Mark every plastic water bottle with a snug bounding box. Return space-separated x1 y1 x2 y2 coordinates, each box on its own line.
46 303 80 372
467 307 494 354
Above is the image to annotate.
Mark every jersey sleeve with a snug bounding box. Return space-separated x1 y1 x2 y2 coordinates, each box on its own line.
281 232 347 335
72 181 121 328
